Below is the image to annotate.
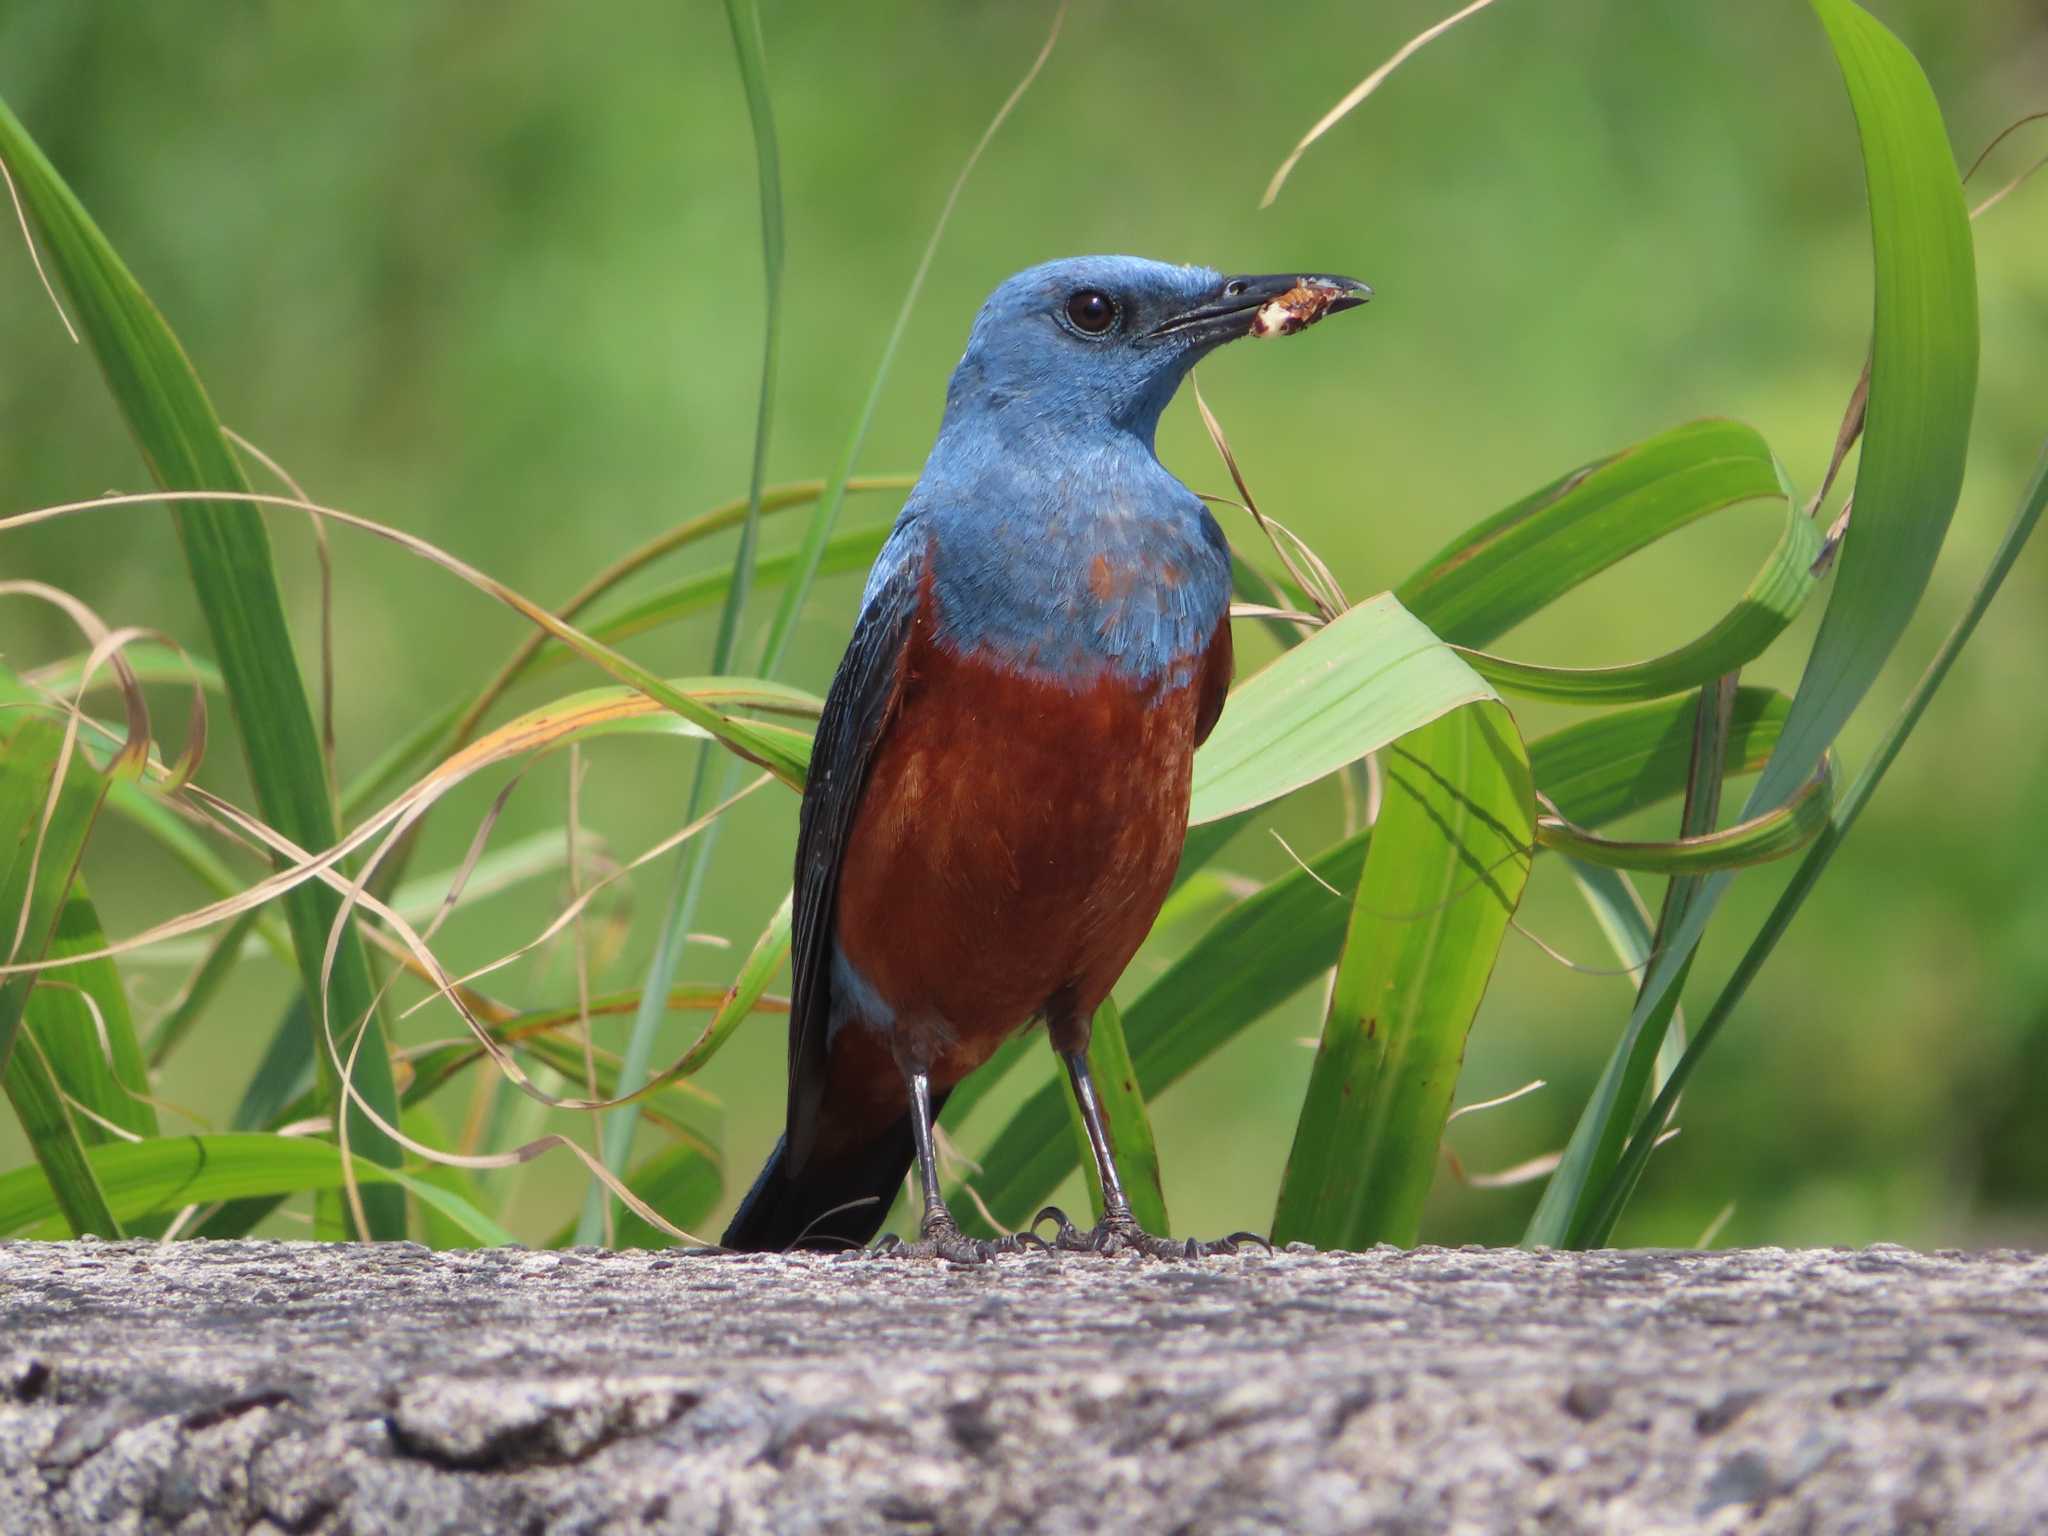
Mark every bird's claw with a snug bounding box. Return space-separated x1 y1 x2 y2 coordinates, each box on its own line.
1030 1205 1271 1260
860 1216 1050 1265
1033 1205 1098 1253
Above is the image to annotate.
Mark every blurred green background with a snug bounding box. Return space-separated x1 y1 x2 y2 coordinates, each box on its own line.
2 1 2044 1250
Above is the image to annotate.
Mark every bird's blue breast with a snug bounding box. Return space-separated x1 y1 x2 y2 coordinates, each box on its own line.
869 428 1233 691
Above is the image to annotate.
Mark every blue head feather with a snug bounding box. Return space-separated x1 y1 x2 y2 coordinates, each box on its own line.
945 255 1232 438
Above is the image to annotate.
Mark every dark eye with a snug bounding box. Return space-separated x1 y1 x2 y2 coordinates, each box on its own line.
1065 289 1116 335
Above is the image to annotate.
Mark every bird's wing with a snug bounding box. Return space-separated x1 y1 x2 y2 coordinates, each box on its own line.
784 526 927 1168
1193 609 1235 748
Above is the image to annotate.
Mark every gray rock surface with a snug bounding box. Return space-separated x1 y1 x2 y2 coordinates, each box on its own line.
0 1240 2043 1534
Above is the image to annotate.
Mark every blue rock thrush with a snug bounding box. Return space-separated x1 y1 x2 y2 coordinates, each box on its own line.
722 256 1368 1259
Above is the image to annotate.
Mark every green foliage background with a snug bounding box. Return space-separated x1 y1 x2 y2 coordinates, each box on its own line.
2 1 2043 1248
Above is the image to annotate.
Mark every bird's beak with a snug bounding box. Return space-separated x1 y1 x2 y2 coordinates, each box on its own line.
1147 272 1372 346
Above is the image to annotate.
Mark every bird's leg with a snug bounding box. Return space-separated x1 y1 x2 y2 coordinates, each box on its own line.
906 1068 980 1256
1034 1048 1271 1260
867 1066 1045 1263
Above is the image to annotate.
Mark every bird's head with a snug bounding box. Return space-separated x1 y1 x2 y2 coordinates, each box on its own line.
943 255 1370 441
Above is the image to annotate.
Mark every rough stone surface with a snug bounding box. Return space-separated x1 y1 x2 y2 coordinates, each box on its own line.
0 1240 2044 1534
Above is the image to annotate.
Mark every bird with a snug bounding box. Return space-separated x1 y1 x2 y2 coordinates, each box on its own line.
721 255 1369 1259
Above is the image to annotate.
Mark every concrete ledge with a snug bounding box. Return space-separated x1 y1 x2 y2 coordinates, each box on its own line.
0 1240 2042 1533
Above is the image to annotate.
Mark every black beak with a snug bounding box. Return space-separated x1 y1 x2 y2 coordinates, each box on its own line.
1148 271 1372 345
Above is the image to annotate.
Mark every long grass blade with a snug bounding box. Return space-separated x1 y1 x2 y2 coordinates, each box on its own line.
1525 679 1733 1247
28 885 159 1142
713 0 784 684
574 0 787 1242
1458 505 1823 705
1586 441 2048 1244
0 96 409 1235
0 718 122 1234
1526 0 1979 1246
1562 859 1687 1090
1188 593 1495 826
1272 703 1534 1248
551 1138 723 1250
1398 420 1786 648
1534 754 1834 874
1261 0 1511 208
0 1132 511 1243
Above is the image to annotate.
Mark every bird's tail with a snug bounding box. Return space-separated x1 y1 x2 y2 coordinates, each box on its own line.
721 1094 949 1253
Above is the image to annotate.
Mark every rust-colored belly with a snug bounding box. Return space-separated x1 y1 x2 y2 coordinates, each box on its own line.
832 637 1202 1090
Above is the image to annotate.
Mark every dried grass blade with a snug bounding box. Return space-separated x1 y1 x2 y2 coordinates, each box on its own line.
1261 0 1510 207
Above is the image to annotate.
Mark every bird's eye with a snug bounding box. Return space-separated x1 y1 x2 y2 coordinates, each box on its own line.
1064 289 1117 335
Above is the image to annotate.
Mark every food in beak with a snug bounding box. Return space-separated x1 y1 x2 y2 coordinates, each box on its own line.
1249 281 1347 341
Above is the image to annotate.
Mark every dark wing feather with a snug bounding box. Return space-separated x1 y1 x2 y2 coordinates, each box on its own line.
1193 610 1234 748
783 534 926 1169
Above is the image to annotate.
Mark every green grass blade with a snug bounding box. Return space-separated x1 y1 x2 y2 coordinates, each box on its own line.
0 95 407 1236
26 644 224 698
1535 689 1789 825
1460 502 1823 704
1399 418 1818 720
1398 420 1786 647
712 0 783 682
1752 0 1979 800
1527 682 1734 1249
401 1106 498 1250
29 884 159 1142
1563 859 1687 1093
0 718 123 1236
579 0 785 1242
0 1132 511 1243
399 1173 517 1248
1535 754 1834 873
1273 703 1533 1248
1528 0 1979 1247
1189 594 1495 826
1589 441 2048 1244
639 0 791 870
231 996 319 1131
2 1037 120 1238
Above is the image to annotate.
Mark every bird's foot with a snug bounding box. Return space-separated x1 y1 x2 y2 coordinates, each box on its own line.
864 1211 1050 1265
1032 1205 1272 1260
